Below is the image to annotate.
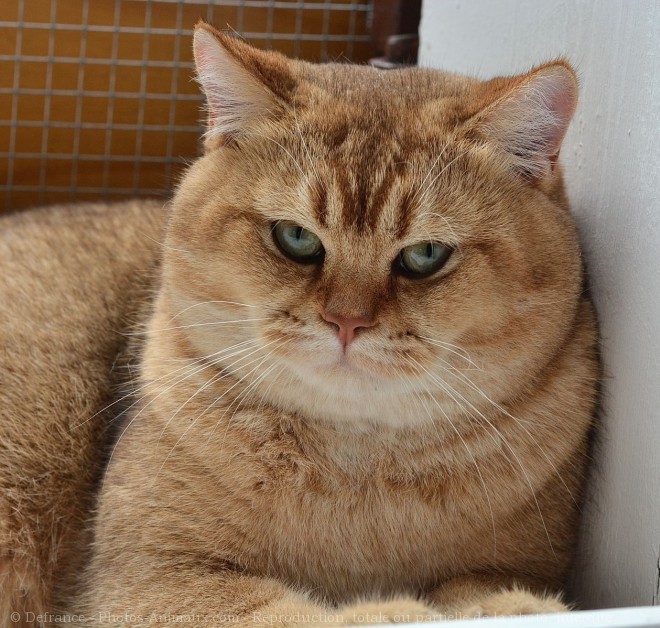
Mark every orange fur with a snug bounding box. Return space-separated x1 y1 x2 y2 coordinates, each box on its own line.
0 25 598 626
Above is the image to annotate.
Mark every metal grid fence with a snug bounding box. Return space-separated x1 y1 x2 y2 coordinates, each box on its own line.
0 0 373 211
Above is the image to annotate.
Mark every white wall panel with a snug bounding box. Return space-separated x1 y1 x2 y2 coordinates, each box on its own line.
419 0 660 611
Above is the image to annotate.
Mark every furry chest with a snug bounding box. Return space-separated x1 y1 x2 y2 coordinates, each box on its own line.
206 443 481 602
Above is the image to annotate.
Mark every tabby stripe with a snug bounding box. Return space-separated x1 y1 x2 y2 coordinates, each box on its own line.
313 181 328 227
366 169 397 233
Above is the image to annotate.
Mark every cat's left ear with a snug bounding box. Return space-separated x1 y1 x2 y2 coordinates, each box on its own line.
469 61 578 182
193 22 295 150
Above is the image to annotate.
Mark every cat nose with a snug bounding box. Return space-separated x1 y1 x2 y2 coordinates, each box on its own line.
321 311 377 348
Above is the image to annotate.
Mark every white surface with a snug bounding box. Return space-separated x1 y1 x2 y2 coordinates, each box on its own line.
419 0 660 611
430 606 660 628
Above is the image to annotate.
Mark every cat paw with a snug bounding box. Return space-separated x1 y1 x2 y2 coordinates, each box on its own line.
324 598 441 625
460 588 568 618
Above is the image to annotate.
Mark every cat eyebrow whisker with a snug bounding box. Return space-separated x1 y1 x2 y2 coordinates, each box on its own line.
253 131 313 190
292 101 325 196
138 230 190 255
408 354 557 558
523 287 589 306
414 145 473 208
414 212 464 255
414 143 452 198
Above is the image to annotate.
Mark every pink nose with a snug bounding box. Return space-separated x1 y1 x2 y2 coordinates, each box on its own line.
321 311 377 348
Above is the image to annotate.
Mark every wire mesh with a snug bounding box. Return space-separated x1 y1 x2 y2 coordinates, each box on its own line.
0 0 373 211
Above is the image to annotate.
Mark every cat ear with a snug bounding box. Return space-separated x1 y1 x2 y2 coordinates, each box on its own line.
471 62 578 181
193 23 293 148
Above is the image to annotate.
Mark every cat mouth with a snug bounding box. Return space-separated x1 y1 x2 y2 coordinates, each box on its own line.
333 352 361 371
270 330 397 380
307 345 388 380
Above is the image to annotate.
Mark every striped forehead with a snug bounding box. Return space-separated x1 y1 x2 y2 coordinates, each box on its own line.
314 161 415 239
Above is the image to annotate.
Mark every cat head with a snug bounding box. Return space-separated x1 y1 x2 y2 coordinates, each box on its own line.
157 23 583 429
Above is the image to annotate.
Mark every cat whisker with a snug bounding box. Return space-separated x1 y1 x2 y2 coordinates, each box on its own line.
102 340 266 488
167 299 282 324
401 356 498 559
155 357 272 479
383 359 450 459
209 341 292 447
154 336 285 450
69 340 258 431
154 337 289 478
434 357 580 509
124 317 272 336
250 357 290 433
416 336 479 368
407 354 557 558
215 343 293 449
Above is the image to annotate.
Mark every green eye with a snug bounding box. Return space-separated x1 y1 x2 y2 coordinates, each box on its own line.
273 222 324 262
398 242 452 277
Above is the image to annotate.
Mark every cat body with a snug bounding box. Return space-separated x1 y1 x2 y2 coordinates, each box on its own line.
0 201 164 623
1 23 599 627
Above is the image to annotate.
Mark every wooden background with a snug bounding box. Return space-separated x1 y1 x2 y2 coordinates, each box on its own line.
0 0 373 211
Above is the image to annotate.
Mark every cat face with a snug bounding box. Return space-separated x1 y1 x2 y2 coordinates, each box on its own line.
158 25 583 428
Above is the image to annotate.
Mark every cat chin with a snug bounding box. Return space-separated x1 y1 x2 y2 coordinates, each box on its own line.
260 361 434 429
271 386 432 429
283 348 397 388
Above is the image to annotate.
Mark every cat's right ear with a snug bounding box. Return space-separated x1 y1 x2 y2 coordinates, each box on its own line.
193 23 294 150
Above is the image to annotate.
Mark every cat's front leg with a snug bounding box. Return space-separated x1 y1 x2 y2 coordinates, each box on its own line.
322 598 440 626
317 577 565 625
428 574 568 620
77 567 332 627
78 571 442 627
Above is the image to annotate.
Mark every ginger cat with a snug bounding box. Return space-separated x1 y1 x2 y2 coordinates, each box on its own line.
0 23 598 627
